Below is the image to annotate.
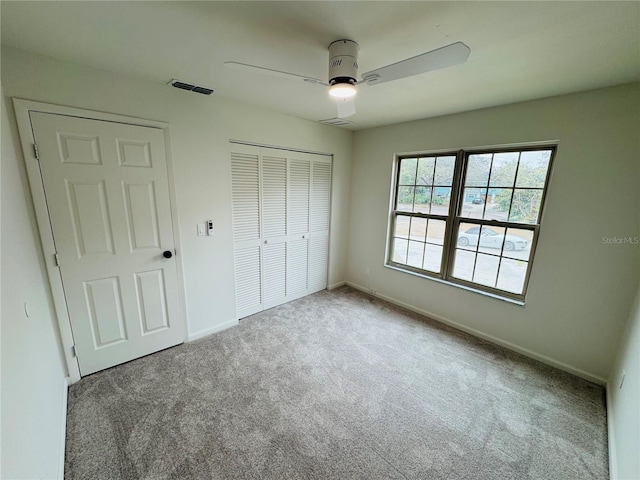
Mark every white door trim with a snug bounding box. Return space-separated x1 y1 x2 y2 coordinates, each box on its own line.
12 98 188 383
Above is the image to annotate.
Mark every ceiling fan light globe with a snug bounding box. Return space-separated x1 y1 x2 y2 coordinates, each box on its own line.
329 83 357 99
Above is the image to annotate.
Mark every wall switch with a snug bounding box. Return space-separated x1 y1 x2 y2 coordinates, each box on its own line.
197 224 206 236
365 267 370 276
207 220 214 236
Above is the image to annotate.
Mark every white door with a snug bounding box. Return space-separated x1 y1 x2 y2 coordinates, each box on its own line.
286 154 311 300
261 149 289 309
30 112 185 376
231 144 263 318
309 160 331 293
231 143 331 319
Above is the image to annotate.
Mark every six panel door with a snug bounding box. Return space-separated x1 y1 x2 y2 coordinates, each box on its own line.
31 112 185 375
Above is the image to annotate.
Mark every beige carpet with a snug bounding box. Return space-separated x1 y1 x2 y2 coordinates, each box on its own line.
65 286 608 479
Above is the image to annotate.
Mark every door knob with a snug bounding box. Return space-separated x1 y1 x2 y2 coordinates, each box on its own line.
163 250 173 259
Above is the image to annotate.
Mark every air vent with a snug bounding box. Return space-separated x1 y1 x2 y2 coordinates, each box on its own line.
172 81 195 91
192 86 214 95
319 118 353 126
168 79 214 95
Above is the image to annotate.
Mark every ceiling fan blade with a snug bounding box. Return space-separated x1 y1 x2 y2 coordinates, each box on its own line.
336 97 356 118
224 61 327 85
361 41 470 85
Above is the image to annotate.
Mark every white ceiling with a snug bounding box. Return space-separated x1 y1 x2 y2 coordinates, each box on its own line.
2 1 639 130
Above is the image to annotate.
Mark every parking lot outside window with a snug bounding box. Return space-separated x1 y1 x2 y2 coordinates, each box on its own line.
387 146 556 302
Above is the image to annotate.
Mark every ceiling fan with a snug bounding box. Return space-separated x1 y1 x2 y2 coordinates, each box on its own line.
225 39 471 119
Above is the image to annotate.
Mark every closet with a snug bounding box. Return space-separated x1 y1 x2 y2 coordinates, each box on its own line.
230 143 331 319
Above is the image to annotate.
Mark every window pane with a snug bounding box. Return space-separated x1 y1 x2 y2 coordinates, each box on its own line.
473 253 500 287
508 189 543 224
397 186 414 211
424 244 443 273
457 222 481 251
497 258 528 294
434 156 455 186
484 188 511 221
399 158 417 185
409 217 427 241
394 215 410 239
461 188 486 218
465 154 491 187
489 152 519 187
416 157 435 185
452 249 475 281
515 150 551 188
407 241 425 268
503 228 533 261
426 219 446 245
431 187 451 215
477 225 506 254
392 238 409 263
413 186 431 213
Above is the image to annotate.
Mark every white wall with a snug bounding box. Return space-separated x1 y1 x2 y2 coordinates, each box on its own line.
609 282 640 480
1 90 68 478
347 83 640 381
1 46 353 342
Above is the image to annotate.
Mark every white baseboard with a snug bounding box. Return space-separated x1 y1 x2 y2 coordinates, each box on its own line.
187 319 238 342
345 281 607 386
58 376 70 480
327 281 346 290
606 384 618 479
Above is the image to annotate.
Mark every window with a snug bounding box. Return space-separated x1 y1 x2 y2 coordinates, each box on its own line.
388 146 555 301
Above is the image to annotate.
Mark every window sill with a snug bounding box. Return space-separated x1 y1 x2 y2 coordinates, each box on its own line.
384 263 526 306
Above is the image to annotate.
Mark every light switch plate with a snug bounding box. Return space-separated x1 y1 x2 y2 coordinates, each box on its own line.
197 224 206 236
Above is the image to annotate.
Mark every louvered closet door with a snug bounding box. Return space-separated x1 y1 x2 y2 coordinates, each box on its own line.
231 144 263 318
287 153 311 301
231 144 331 319
309 157 331 293
261 150 288 309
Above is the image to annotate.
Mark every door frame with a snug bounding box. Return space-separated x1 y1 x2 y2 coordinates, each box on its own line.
13 98 188 383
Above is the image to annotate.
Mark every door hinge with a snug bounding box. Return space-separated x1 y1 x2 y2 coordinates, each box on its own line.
33 143 40 160
54 253 60 267
71 345 77 357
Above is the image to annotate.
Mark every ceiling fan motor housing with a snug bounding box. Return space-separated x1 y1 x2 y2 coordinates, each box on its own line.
328 39 359 85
